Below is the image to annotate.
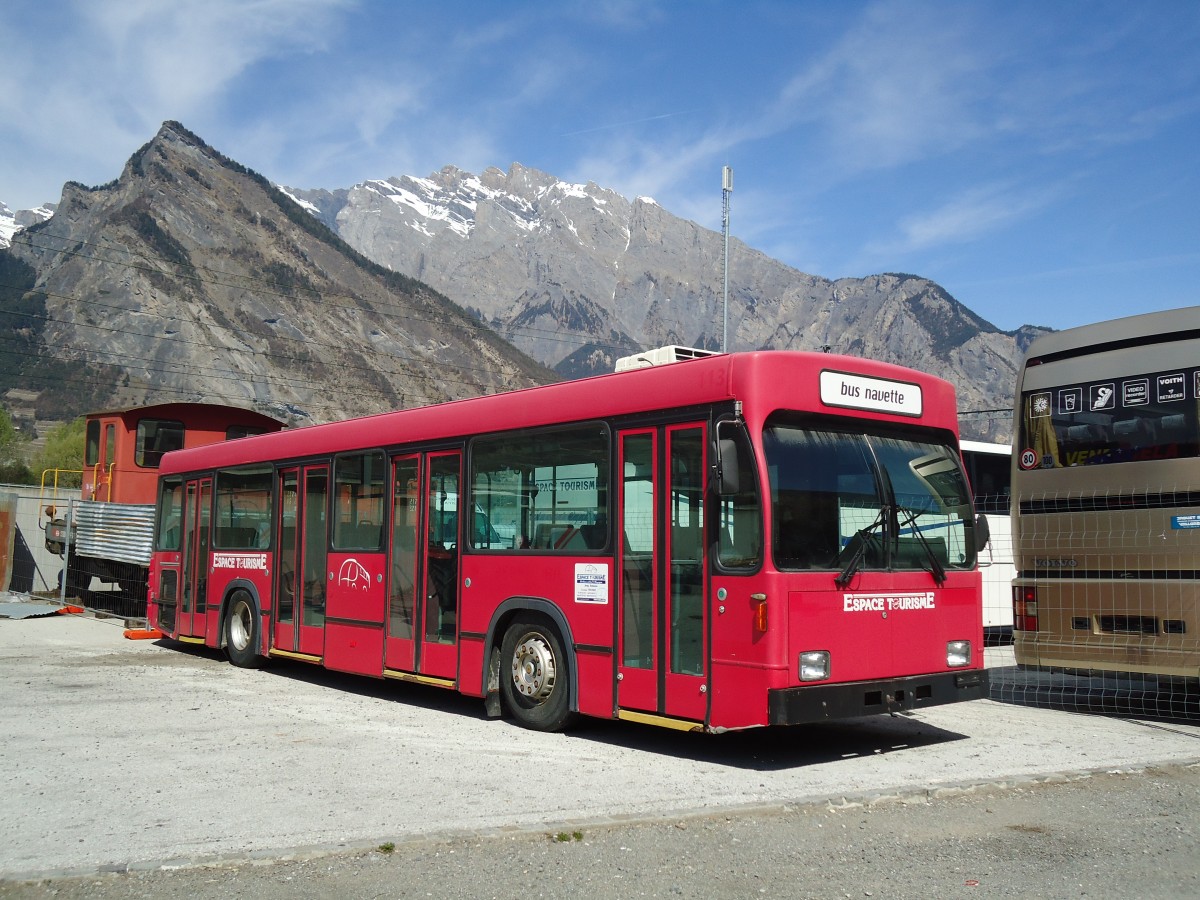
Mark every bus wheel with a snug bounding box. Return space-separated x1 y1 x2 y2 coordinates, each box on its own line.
224 591 264 669
500 617 577 732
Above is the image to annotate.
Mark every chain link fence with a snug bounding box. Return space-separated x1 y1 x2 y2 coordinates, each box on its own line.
1 484 74 596
1 484 148 621
987 485 1199 721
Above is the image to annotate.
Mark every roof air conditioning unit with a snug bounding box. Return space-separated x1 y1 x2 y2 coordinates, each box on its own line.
614 345 718 373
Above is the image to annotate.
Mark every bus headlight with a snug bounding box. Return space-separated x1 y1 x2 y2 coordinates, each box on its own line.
799 650 830 681
946 640 972 668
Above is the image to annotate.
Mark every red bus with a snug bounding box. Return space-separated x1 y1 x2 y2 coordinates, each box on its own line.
43 403 285 610
147 350 989 732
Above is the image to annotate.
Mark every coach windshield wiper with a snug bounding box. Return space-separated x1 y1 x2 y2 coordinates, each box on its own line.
897 506 947 586
834 508 887 587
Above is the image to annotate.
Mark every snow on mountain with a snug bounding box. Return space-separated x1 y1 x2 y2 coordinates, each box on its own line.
0 201 56 248
285 162 1033 441
0 204 13 247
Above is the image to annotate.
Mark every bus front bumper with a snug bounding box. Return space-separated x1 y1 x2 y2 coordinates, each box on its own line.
767 669 989 726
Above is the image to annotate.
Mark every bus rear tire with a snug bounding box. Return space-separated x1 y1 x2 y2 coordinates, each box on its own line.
500 617 577 732
225 591 264 669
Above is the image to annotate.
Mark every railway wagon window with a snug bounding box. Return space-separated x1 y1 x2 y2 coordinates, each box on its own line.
136 418 185 468
85 420 101 467
226 425 274 440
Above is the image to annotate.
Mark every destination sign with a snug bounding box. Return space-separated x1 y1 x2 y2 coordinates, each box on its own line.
820 370 923 417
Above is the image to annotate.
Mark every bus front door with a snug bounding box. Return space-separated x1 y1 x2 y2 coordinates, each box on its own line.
617 425 709 723
178 478 212 639
274 466 328 659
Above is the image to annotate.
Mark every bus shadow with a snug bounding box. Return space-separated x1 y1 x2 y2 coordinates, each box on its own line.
563 712 969 771
989 664 1200 726
152 641 970 770
151 639 490 715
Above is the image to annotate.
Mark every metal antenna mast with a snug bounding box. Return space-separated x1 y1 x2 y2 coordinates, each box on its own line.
721 166 733 352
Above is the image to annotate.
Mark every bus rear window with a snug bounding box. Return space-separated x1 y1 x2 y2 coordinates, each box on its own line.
1019 365 1200 469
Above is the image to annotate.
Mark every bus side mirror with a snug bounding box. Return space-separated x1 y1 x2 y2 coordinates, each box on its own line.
715 438 740 496
974 513 991 553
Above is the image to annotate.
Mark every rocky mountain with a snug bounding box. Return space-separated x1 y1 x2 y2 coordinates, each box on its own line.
286 166 1044 441
0 123 555 427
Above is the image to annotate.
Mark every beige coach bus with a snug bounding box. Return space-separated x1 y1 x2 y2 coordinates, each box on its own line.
1012 306 1200 679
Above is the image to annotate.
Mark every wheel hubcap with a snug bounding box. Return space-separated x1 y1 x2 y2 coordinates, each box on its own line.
230 603 251 651
511 633 556 701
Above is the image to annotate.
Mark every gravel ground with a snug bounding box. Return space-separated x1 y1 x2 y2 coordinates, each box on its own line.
2 608 1199 898
3 763 1197 899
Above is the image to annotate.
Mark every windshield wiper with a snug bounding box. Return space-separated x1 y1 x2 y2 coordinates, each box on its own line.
834 508 887 587
897 506 947 586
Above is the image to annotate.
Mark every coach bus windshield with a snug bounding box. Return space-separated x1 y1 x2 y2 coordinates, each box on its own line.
763 417 976 578
1019 364 1200 470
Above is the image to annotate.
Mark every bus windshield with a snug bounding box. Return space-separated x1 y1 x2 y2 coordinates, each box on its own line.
763 418 976 576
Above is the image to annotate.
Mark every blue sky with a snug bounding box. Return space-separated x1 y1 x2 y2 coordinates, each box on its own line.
2 0 1198 333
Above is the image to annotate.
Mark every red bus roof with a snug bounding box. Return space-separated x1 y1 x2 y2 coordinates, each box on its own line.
159 351 959 477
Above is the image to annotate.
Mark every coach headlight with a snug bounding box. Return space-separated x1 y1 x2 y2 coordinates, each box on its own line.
799 650 830 681
946 640 972 668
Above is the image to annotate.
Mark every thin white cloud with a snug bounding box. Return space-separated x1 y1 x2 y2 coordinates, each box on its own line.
772 2 990 174
957 251 1200 288
540 2 1003 243
864 182 1057 260
0 0 354 206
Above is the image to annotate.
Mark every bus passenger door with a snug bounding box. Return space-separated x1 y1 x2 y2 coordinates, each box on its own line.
178 478 212 638
384 451 460 680
617 425 709 722
385 455 422 672
419 452 460 680
274 465 328 658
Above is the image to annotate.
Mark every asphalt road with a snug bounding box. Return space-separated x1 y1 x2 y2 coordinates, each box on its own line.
1 604 1198 897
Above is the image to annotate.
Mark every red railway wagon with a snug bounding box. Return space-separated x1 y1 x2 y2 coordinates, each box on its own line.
44 402 285 610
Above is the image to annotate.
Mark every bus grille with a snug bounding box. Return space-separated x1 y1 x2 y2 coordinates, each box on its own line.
1096 615 1157 636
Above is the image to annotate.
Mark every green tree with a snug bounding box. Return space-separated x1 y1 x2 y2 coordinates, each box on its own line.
0 407 34 484
30 418 86 488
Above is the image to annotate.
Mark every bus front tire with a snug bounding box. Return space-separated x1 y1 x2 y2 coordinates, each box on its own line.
224 592 264 669
500 617 577 732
